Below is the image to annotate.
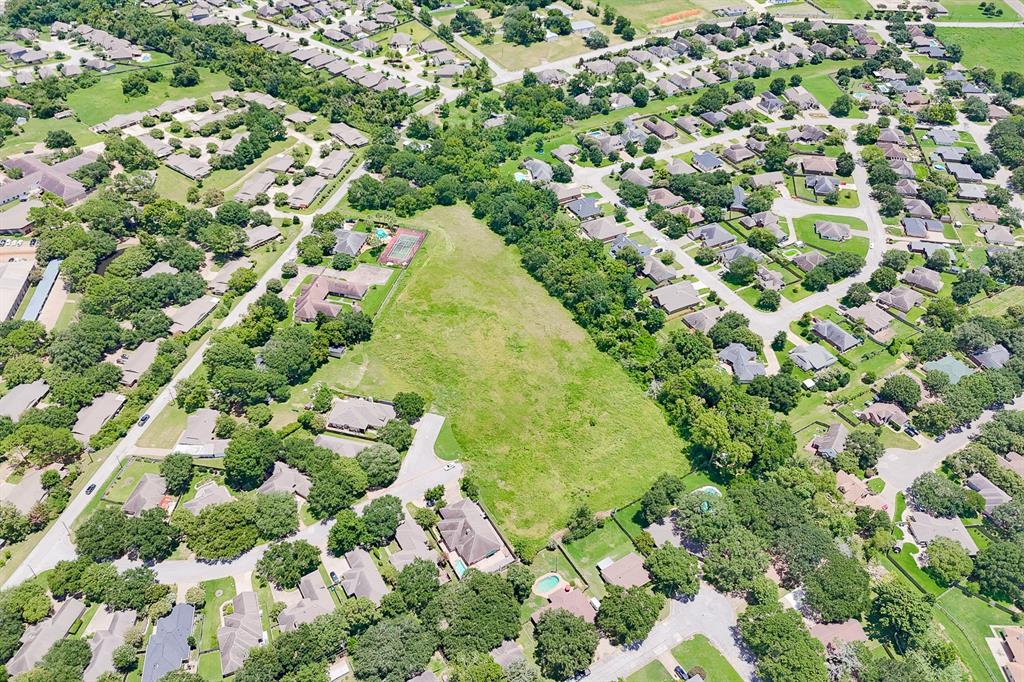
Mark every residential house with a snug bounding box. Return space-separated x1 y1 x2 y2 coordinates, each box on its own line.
580 216 626 242
84 610 137 682
876 287 923 313
123 473 169 517
689 223 735 249
326 396 396 433
257 462 312 499
903 267 943 293
792 251 826 273
718 342 766 383
814 220 850 241
438 499 503 568
6 599 87 677
0 379 48 422
790 343 837 372
650 282 701 314
293 276 369 322
342 549 389 604
860 402 909 428
846 303 893 335
908 512 978 555
966 473 1011 514
141 604 195 682
971 343 1010 369
597 553 651 588
278 572 333 631
812 320 861 352
389 517 437 571
333 229 369 257
682 306 723 333
218 593 263 676
811 423 848 460
73 392 126 444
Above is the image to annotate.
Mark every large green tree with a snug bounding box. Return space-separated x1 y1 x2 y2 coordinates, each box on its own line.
595 585 664 645
533 609 599 681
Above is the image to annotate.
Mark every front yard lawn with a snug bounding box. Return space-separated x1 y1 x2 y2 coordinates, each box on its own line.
792 215 870 257
672 635 743 682
103 459 161 505
201 577 237 650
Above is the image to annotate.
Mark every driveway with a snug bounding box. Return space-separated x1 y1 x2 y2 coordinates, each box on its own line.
582 584 754 682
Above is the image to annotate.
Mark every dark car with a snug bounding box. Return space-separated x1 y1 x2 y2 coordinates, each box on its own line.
674 666 687 679
85 484 96 495
137 414 150 426
329 571 339 584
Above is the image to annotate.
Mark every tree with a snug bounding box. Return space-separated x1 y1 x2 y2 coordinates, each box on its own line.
878 374 921 411
160 453 193 496
830 94 853 117
803 556 870 623
533 609 598 681
924 536 972 586
702 527 769 592
45 129 76 149
748 228 778 253
844 430 883 470
350 615 438 682
127 508 179 562
396 558 439 611
224 428 278 490
871 579 933 649
739 605 827 682
392 392 426 422
308 458 368 519
974 541 1024 604
638 473 686 526
506 564 534 603
112 643 138 672
438 570 520 656
378 419 414 451
584 30 608 49
74 507 129 561
843 283 872 308
645 545 699 598
121 72 149 97
909 472 979 517
869 266 897 292
564 503 601 542
775 524 837 586
596 585 664 645
361 495 403 547
836 152 855 177
327 509 365 555
502 5 544 45
356 443 401 488
727 255 758 284
254 492 299 540
170 63 200 87
256 540 321 589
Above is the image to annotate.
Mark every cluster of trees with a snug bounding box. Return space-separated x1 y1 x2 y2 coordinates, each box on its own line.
49 557 172 615
74 506 181 563
5 2 413 133
171 489 299 560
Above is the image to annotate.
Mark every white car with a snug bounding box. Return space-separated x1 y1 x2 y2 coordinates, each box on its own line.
443 462 456 471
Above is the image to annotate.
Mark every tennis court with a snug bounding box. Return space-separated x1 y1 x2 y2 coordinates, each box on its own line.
379 228 426 266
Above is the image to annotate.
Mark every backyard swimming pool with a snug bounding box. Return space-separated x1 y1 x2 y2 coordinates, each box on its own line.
453 558 467 577
536 574 561 592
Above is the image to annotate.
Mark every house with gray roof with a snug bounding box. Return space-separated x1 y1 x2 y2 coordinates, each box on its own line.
812 320 861 352
85 610 137 682
175 407 228 457
438 499 503 567
814 220 850 241
643 257 675 284
218 592 263 675
390 517 437 571
141 603 195 682
876 287 923 313
523 158 553 183
580 216 626 242
689 223 735 249
966 473 1011 514
313 433 371 458
278 572 333 631
971 343 1010 370
719 343 766 383
326 396 396 433
811 423 848 460
682 306 723 333
333 229 369 257
183 480 233 514
692 151 723 172
719 243 762 265
257 462 311 499
650 282 701 314
846 303 893 335
790 343 836 372
806 175 838 196
610 234 651 259
342 549 389 604
0 379 48 421
566 197 601 221
792 250 826 273
922 355 973 385
73 392 126 444
903 267 943 293
6 598 86 677
860 402 909 428
124 473 169 517
908 512 977 555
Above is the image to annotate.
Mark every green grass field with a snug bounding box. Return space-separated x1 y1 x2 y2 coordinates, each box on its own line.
935 0 1020 21
289 204 690 554
935 589 1017 682
65 65 232 126
811 0 872 17
934 28 1024 75
672 635 743 681
138 403 188 449
104 459 161 504
627 661 674 681
563 522 637 596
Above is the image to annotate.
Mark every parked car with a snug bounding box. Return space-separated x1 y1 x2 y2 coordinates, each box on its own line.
329 571 339 584
85 484 96 495
137 414 150 426
443 462 456 471
674 666 687 679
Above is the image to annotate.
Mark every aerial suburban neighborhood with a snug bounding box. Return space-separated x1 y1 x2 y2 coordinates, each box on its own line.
2 0 1024 679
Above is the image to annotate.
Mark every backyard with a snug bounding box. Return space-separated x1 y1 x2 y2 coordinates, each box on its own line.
285 204 690 555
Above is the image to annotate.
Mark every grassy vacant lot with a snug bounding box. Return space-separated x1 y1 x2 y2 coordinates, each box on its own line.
138 403 188 449
673 635 743 681
469 32 594 72
812 0 872 17
0 116 102 155
934 28 1024 75
295 204 689 553
935 589 1016 682
936 0 1020 20
65 65 232 126
601 0 718 30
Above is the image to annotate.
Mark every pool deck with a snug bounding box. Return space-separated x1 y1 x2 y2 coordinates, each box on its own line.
532 571 567 597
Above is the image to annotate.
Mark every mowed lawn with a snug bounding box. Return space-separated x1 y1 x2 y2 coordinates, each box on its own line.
811 0 872 17
672 635 743 681
305 204 690 553
934 28 1024 74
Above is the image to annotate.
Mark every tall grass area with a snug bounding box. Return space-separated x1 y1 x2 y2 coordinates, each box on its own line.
297 204 690 554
